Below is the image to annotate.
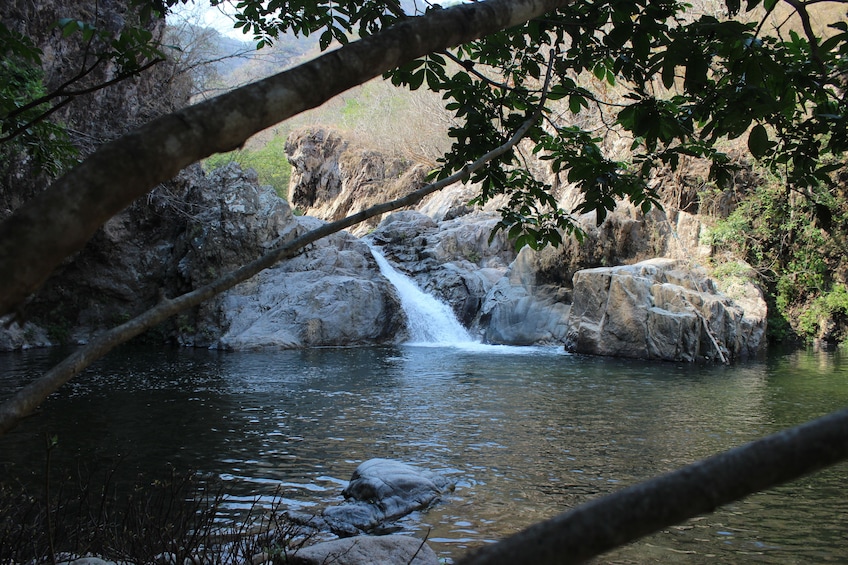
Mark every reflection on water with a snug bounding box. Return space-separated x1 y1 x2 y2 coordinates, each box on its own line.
0 345 846 563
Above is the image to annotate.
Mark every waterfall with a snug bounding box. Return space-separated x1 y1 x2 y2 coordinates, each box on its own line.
369 244 473 345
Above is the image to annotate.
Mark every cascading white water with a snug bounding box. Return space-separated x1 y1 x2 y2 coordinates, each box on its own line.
369 244 473 345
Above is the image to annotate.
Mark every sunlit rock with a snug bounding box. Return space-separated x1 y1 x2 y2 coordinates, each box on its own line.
565 258 767 362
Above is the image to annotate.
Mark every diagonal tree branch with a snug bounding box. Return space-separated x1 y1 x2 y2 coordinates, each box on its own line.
0 0 572 318
0 109 542 435
0 59 166 145
458 407 848 565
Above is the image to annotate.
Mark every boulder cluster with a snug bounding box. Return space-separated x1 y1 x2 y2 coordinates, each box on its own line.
2 127 767 362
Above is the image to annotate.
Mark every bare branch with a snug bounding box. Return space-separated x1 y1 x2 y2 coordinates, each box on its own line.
0 109 542 435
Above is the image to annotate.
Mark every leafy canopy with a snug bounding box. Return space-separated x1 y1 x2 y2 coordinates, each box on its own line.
5 0 848 249
220 0 848 248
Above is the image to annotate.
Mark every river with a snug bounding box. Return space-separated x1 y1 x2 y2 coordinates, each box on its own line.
0 344 846 563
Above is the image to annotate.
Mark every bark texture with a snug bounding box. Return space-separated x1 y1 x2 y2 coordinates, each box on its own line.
0 0 571 317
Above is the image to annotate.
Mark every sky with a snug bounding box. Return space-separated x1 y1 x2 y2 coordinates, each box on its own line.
168 0 249 41
168 0 474 40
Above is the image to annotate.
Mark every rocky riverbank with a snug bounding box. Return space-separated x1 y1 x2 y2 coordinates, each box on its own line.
1 127 767 362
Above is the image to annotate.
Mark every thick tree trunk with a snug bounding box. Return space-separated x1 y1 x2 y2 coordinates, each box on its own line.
0 0 571 318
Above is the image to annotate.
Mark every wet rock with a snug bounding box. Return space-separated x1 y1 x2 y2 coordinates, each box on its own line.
369 210 517 327
477 247 571 345
316 459 454 536
290 535 438 565
57 558 114 565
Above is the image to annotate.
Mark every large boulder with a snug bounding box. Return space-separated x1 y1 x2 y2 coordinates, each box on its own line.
290 535 438 565
477 247 572 345
212 217 406 350
565 258 767 362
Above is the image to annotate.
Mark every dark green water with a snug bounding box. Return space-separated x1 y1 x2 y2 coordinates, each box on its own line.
0 344 846 563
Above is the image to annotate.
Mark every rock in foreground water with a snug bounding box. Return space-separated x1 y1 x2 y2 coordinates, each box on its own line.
318 459 454 536
290 535 438 565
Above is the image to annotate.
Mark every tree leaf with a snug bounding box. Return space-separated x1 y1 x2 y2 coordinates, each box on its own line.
747 124 771 158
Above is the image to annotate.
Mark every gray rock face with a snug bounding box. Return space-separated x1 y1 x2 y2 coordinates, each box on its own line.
369 210 517 328
0 318 52 350
290 535 438 565
565 259 767 362
213 218 405 350
168 164 304 347
477 247 572 345
318 459 454 536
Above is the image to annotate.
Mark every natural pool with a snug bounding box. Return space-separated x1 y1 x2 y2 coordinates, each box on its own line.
0 344 846 563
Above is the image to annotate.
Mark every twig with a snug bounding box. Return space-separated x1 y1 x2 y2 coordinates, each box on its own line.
691 304 729 364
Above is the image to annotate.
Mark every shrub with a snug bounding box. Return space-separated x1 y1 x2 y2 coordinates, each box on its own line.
796 284 848 343
204 134 292 199
704 169 848 343
0 459 311 565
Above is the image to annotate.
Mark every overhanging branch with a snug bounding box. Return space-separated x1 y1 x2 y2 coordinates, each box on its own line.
0 0 572 318
0 110 542 435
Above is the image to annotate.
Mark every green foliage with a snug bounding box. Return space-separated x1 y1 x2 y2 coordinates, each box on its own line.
227 0 404 47
381 0 848 248
45 316 72 345
797 284 848 342
204 134 292 199
6 0 848 255
706 170 848 342
0 26 78 177
49 12 171 76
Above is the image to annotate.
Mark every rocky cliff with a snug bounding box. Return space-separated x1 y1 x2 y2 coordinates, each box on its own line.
286 127 429 234
0 0 207 349
1 0 190 212
1 108 767 362
284 126 767 361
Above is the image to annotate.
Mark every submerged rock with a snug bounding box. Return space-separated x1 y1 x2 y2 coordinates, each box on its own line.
565 258 767 362
290 535 438 565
